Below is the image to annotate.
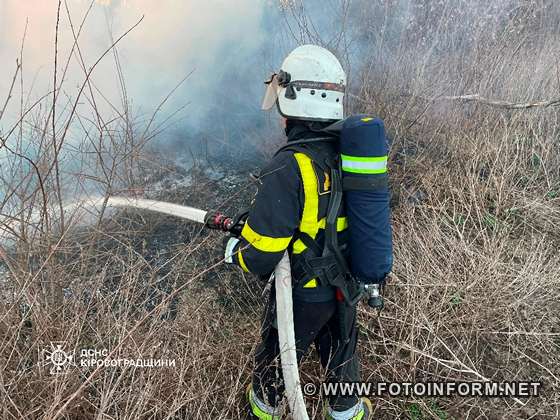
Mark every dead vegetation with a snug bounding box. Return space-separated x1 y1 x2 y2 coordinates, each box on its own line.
1 0 559 419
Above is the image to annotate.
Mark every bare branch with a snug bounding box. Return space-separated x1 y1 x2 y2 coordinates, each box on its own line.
424 93 560 109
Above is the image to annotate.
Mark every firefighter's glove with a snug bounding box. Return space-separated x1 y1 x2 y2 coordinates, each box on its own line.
223 236 240 264
228 209 249 237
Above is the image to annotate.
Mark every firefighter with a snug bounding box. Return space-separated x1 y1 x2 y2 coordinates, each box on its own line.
224 45 374 420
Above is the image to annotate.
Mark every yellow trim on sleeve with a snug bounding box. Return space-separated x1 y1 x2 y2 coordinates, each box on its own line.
237 249 249 272
240 222 292 253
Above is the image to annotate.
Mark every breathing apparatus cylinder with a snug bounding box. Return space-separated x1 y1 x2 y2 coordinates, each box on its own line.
339 115 393 293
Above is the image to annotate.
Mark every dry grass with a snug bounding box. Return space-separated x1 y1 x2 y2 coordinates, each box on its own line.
1 0 559 419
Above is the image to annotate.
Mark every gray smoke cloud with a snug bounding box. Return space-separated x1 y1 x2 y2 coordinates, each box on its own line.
0 1 268 135
0 1 356 170
0 0 362 211
2 0 556 166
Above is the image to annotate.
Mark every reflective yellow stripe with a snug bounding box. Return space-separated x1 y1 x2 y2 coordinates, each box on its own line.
303 278 317 288
294 153 319 234
341 154 387 163
318 217 348 231
248 387 280 420
341 154 388 174
293 218 347 255
237 250 249 272
292 239 306 254
240 222 292 253
293 153 320 254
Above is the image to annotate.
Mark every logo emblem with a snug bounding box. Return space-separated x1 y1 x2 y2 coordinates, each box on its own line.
41 342 74 374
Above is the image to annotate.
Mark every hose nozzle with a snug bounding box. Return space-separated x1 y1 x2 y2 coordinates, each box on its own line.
205 212 235 232
204 211 246 236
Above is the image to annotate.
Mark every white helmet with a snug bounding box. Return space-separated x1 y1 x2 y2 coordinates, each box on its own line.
262 44 346 122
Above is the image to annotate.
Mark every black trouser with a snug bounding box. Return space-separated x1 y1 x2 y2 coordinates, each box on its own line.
252 287 360 411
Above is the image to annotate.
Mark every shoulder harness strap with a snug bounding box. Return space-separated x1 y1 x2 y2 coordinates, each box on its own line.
274 137 336 173
276 138 353 292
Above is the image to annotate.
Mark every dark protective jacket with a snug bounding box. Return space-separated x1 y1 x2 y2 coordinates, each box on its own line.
231 123 348 302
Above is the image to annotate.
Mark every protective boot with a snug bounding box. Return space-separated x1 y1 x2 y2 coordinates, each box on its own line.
325 397 373 420
246 383 282 420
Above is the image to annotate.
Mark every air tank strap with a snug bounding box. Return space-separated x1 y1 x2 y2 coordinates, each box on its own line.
342 173 388 190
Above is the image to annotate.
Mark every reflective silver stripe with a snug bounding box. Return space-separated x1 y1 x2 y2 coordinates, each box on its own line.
249 387 280 419
341 158 387 174
326 399 363 419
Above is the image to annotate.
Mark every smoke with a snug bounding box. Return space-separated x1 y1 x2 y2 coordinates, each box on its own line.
0 0 365 216
0 1 270 132
0 1 379 163
2 0 556 168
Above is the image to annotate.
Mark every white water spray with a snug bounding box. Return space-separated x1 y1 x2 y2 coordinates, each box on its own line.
0 196 208 243
88 197 207 223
